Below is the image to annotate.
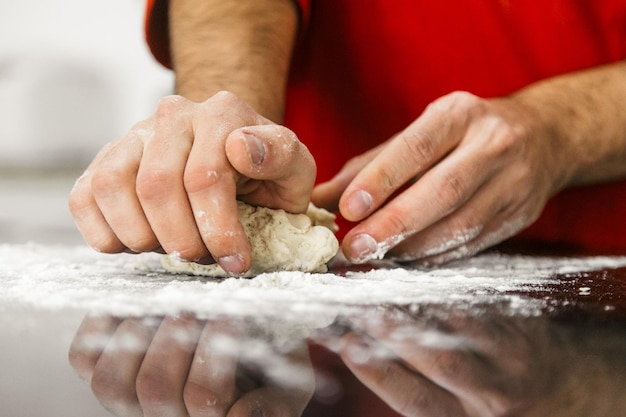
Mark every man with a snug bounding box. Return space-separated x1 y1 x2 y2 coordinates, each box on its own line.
70 0 626 274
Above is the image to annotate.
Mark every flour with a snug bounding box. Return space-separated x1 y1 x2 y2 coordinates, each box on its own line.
162 202 339 277
3 243 626 321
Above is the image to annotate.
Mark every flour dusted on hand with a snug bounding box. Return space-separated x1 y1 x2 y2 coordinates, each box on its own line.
161 202 339 277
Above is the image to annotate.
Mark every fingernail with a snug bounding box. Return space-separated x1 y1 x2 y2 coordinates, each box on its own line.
217 254 245 275
242 131 265 165
347 190 373 219
349 233 378 263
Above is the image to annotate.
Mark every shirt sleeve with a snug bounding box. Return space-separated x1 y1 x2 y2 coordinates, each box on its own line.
144 0 171 68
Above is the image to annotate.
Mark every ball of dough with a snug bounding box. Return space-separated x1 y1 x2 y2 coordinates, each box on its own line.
161 202 339 277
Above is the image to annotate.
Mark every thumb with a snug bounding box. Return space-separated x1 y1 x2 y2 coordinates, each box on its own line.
225 125 316 213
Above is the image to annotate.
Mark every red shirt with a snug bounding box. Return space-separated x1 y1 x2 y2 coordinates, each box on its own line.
145 0 626 253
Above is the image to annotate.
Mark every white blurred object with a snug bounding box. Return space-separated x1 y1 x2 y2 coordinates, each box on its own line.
0 0 173 168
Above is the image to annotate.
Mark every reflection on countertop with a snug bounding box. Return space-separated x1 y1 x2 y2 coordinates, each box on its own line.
67 296 626 417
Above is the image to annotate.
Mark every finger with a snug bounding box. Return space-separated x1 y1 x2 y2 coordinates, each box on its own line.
182 94 262 275
419 212 530 266
69 145 126 253
90 127 160 253
136 96 210 264
342 139 495 263
384 164 516 262
339 332 466 417
183 320 242 417
91 316 162 417
225 124 316 213
339 92 480 222
136 315 204 417
406 170 540 266
68 315 122 382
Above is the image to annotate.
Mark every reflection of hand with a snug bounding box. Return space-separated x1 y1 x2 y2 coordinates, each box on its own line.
68 314 314 417
314 91 558 266
337 307 626 417
69 91 316 275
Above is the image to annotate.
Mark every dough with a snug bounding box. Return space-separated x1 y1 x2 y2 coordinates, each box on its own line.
162 202 339 277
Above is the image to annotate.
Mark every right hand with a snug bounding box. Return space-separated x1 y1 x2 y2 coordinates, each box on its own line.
69 91 316 275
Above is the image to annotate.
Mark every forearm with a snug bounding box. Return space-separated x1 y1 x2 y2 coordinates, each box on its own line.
169 0 298 122
510 60 626 190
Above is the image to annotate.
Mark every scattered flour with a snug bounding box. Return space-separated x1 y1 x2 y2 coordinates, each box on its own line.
2 243 626 322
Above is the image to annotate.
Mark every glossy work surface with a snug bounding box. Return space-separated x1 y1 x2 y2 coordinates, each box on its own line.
2 243 626 417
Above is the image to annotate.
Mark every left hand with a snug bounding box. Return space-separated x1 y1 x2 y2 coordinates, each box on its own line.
313 91 565 265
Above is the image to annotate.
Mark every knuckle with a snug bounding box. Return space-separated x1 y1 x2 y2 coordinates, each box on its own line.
209 90 239 105
90 168 127 198
490 122 521 158
447 90 481 105
68 189 90 216
155 95 188 117
430 90 482 115
67 349 92 380
203 91 257 124
361 162 401 196
401 129 436 165
136 168 174 201
382 207 412 235
90 369 128 403
209 90 239 101
136 371 175 404
183 165 223 195
433 172 467 213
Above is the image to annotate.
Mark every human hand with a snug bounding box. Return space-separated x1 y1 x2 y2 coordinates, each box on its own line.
336 306 621 417
69 91 316 274
313 91 564 265
68 314 314 417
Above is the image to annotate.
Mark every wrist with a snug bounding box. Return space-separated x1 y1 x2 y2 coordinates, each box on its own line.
507 62 626 188
504 92 575 195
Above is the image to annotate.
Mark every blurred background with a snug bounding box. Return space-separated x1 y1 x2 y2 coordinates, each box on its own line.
0 0 173 244
0 3 172 414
